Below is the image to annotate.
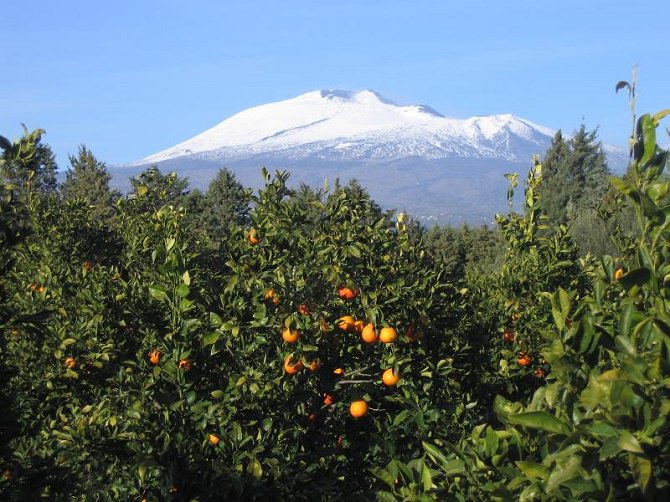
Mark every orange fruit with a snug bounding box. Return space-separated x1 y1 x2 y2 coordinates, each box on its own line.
264 289 276 300
83 260 94 271
308 413 317 423
517 354 531 367
323 393 334 406
298 304 311 316
382 368 400 386
333 367 345 376
336 315 356 332
284 355 303 375
208 434 220 445
354 320 364 334
307 359 321 372
65 357 77 369
247 228 261 245
349 400 368 418
503 328 515 342
282 327 301 343
337 285 358 300
148 349 161 365
379 327 398 343
614 267 624 281
178 358 192 371
361 323 378 343
534 368 546 378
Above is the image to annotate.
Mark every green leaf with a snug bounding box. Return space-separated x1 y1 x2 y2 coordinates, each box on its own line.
618 431 644 454
619 268 651 290
175 283 190 298
203 331 221 346
182 270 191 285
516 461 550 480
619 303 635 336
421 462 433 491
636 114 656 166
247 458 263 480
507 411 570 435
600 436 623 460
628 453 653 498
210 390 225 400
652 109 670 126
210 312 223 328
149 286 168 303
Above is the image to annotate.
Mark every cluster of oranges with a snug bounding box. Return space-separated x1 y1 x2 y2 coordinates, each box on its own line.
277 286 408 420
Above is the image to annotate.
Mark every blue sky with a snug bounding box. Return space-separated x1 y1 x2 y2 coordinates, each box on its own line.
2 0 669 167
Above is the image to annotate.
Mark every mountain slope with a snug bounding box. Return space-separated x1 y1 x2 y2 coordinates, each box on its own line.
118 90 625 225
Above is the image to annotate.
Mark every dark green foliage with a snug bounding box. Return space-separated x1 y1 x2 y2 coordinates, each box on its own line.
540 126 611 227
423 224 503 278
129 166 190 212
200 168 251 236
60 145 120 220
0 126 58 197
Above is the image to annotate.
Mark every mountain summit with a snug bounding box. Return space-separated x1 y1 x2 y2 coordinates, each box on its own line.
120 90 623 224
137 89 555 166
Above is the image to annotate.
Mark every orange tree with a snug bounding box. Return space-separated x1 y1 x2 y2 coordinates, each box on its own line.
413 92 670 500
0 157 472 499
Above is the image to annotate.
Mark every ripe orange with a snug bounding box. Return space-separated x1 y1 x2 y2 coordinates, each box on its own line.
264 289 276 300
307 359 321 372
83 260 94 271
382 368 400 386
333 367 345 376
534 368 546 378
178 358 192 371
503 328 515 342
517 354 532 367
148 349 161 365
379 327 398 343
247 228 261 245
614 267 624 281
282 327 301 343
349 400 368 418
354 319 364 334
308 413 317 423
284 355 303 374
336 315 356 332
361 323 378 343
298 304 311 316
208 434 220 445
337 285 358 300
65 357 76 369
323 393 334 406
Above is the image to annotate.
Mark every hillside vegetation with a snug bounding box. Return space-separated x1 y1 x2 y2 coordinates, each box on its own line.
1 83 669 501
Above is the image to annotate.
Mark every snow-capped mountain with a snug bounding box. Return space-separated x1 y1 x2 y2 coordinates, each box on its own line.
118 90 625 224
136 89 554 165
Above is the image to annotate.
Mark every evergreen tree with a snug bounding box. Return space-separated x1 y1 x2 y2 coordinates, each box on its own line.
539 125 611 226
202 168 251 233
61 145 119 219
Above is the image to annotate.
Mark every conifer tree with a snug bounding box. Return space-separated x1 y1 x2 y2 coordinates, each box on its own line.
61 145 119 219
539 125 610 226
202 168 250 233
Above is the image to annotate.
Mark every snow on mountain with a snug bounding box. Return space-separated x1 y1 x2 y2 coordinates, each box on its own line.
135 89 555 166
119 89 626 225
